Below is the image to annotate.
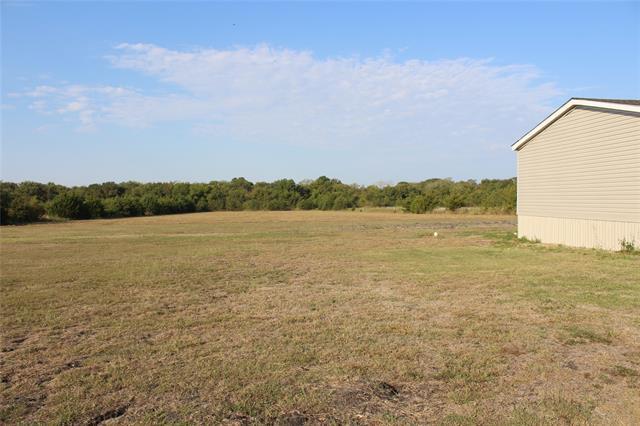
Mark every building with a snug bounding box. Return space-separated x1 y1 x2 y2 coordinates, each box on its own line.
512 98 640 250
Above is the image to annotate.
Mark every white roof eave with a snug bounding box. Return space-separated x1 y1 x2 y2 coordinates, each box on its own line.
511 99 640 151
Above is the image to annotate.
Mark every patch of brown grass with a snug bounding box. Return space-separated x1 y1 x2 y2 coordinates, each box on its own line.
1 211 639 424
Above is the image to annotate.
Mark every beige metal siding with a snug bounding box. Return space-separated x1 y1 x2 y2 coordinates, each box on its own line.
517 106 640 250
518 215 640 250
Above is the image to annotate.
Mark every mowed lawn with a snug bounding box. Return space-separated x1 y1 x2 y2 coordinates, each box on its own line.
1 211 639 425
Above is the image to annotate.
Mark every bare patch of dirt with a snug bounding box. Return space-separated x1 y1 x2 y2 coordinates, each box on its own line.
501 343 527 356
86 404 129 426
1 336 27 353
374 381 399 400
223 412 254 425
275 410 308 426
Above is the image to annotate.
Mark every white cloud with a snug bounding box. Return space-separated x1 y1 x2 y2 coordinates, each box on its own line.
23 43 562 148
23 84 139 130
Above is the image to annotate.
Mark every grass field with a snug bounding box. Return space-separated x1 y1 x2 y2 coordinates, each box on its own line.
1 211 639 425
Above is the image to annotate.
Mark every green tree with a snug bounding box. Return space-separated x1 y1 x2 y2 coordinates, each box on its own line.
225 189 246 211
409 195 428 214
102 196 144 218
206 184 226 211
8 195 45 223
48 193 90 219
0 182 17 224
0 176 520 223
444 192 466 211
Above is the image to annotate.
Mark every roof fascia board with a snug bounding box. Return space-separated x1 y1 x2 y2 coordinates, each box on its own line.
511 99 640 151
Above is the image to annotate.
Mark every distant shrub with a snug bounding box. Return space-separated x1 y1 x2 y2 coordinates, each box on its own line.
83 197 105 219
7 195 45 223
48 193 91 220
242 199 261 211
408 195 428 214
195 197 208 212
102 196 144 218
444 192 466 211
207 191 226 211
333 194 354 210
0 184 15 224
225 189 246 211
297 198 316 210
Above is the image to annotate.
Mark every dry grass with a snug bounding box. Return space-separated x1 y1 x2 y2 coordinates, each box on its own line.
1 211 639 425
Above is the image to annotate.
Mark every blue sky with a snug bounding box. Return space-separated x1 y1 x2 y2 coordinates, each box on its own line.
2 1 639 186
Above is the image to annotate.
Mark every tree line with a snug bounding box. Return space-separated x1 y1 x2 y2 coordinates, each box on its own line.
0 177 516 224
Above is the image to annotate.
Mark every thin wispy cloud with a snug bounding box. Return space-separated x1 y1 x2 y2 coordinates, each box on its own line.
22 84 137 130
22 43 561 149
